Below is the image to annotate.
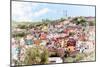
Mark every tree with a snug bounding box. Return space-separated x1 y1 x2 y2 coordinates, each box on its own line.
17 24 27 29
60 18 66 22
42 19 51 23
89 21 95 26
71 17 87 26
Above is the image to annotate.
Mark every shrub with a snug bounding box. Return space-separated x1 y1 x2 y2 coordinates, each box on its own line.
74 53 84 62
12 31 26 38
41 49 49 64
23 46 49 65
65 57 74 62
64 53 85 63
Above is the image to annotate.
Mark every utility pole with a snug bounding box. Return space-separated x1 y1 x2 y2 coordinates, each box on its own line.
64 10 68 20
63 10 67 17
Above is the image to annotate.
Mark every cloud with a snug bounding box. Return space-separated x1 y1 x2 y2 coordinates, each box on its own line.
12 1 50 22
12 1 38 22
33 8 50 17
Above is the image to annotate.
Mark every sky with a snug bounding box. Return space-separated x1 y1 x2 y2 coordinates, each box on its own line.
12 1 95 22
